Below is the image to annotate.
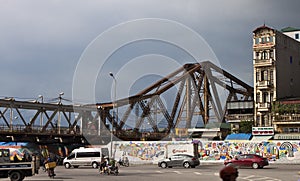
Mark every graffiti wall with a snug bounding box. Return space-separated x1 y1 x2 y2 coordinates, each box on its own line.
1 140 300 164
113 140 300 164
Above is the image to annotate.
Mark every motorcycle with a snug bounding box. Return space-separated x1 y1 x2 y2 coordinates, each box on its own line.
47 168 56 178
45 161 56 178
100 162 119 176
118 157 129 167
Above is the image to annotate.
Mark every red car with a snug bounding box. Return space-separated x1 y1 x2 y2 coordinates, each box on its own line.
224 154 269 169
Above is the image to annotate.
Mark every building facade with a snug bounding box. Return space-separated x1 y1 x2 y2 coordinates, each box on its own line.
253 25 300 132
281 27 300 42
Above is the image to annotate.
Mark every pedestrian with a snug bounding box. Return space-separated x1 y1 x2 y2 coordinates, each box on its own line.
219 164 238 181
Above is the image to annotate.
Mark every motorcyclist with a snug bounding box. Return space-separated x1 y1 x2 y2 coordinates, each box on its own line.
44 155 56 177
99 156 108 174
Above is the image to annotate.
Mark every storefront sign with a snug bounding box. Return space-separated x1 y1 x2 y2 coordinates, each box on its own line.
252 127 274 135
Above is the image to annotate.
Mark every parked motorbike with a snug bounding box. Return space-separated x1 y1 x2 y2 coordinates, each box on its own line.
118 157 129 167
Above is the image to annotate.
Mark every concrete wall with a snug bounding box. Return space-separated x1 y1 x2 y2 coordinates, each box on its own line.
275 31 300 99
111 140 300 164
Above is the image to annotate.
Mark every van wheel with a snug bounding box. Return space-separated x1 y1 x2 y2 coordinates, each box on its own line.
92 162 98 169
64 163 71 169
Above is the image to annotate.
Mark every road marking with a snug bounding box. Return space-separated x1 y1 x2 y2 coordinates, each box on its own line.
241 175 282 181
156 170 163 174
173 171 182 174
194 172 202 175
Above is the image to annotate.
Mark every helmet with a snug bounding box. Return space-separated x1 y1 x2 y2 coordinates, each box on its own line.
219 165 238 180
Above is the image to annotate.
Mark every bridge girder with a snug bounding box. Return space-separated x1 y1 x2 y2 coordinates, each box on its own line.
0 61 253 142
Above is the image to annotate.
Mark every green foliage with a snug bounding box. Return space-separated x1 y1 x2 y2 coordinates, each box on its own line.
239 120 253 133
272 101 300 114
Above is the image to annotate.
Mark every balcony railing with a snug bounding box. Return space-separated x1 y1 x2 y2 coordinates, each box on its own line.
257 102 270 109
226 114 254 121
256 80 271 87
254 59 273 67
273 114 300 122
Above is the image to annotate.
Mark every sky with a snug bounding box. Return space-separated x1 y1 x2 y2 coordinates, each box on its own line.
1 0 300 105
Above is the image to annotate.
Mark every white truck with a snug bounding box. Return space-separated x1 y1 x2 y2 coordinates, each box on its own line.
0 148 40 181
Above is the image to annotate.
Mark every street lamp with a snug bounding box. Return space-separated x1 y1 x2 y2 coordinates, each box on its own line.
58 92 64 104
38 95 44 126
58 92 64 134
109 72 117 159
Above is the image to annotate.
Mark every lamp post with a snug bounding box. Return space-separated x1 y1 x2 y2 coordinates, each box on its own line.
38 95 44 127
58 92 64 134
109 72 117 159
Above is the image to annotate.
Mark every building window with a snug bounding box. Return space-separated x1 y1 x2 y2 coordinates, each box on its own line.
261 70 268 81
270 70 273 84
269 36 273 42
256 71 260 82
256 92 261 102
262 51 268 59
255 38 260 44
295 33 299 40
256 52 260 59
263 92 268 103
270 50 274 59
270 92 273 102
290 56 293 64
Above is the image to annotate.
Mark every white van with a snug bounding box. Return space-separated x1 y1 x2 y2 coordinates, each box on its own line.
63 147 108 169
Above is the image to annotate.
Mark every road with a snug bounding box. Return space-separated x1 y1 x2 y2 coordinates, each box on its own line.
5 163 300 181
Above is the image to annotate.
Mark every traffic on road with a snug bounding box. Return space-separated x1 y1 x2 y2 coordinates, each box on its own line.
2 163 299 181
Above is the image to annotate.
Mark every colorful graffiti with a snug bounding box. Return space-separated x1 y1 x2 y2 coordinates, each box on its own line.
113 140 300 163
1 140 300 164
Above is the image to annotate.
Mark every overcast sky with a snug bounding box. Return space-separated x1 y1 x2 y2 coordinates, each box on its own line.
1 0 300 104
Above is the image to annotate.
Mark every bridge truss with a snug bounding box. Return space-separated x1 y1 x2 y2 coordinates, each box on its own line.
0 61 253 143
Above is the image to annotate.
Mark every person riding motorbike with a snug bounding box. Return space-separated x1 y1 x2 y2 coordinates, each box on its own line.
44 155 56 178
118 156 129 167
100 157 119 175
99 156 108 174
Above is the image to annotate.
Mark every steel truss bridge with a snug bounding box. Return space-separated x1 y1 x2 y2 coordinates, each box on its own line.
0 61 253 144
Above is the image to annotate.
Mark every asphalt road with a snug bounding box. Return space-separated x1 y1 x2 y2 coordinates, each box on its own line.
5 163 300 181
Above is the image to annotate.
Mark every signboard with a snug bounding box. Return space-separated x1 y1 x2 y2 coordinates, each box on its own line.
252 127 274 136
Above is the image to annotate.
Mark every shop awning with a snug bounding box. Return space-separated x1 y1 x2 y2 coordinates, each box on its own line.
225 133 252 141
251 136 273 142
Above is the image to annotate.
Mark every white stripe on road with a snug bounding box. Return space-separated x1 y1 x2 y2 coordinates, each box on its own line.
194 172 202 175
173 171 182 174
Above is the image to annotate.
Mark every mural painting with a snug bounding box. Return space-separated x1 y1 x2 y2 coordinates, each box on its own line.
1 140 300 164
113 140 300 164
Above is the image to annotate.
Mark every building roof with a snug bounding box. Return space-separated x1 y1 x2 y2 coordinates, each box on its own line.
253 24 274 33
281 27 300 32
277 97 300 104
225 133 252 140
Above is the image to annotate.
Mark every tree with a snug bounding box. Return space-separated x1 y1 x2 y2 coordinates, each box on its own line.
239 120 253 133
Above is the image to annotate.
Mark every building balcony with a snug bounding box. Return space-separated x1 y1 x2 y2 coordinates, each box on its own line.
273 114 300 124
257 102 270 111
253 58 274 67
226 114 254 122
256 80 272 88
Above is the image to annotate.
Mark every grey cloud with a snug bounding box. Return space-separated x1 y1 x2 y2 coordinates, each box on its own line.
0 0 300 101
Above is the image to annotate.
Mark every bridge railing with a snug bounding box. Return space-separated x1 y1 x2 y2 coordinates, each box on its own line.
0 124 80 135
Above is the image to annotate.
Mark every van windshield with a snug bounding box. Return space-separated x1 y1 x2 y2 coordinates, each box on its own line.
67 153 75 159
